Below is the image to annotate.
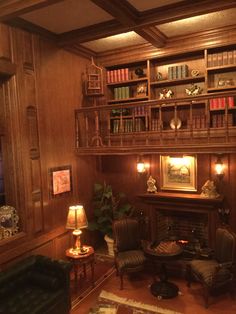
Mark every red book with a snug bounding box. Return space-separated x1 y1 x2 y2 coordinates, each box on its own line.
110 70 114 83
121 68 125 81
125 68 129 81
117 69 121 82
106 71 110 83
113 70 117 83
228 97 235 108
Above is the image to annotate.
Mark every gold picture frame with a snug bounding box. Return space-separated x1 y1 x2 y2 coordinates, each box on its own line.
160 155 197 192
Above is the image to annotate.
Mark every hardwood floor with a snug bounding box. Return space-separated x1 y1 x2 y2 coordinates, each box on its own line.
71 269 236 314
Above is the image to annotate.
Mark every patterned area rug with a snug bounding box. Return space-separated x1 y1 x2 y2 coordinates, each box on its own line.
89 290 183 314
71 254 115 309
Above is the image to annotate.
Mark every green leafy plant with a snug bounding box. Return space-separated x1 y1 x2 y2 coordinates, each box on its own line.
88 182 133 238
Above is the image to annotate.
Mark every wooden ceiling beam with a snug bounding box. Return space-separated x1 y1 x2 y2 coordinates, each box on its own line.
0 0 64 22
58 20 130 46
136 27 167 48
58 0 235 47
140 0 236 27
90 0 138 26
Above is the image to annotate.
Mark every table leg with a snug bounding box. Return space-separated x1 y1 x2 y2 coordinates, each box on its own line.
74 263 78 288
150 262 179 299
91 260 95 287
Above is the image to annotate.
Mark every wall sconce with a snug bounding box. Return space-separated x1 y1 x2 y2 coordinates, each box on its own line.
66 205 88 255
136 156 150 174
215 155 224 179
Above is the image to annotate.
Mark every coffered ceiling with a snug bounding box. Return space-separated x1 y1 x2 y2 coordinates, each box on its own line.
1 0 236 56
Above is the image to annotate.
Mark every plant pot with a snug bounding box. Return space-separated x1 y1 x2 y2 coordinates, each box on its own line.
104 234 114 256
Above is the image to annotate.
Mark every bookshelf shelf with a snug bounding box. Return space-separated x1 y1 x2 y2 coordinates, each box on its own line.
107 77 148 86
108 96 149 104
150 75 205 87
207 86 236 92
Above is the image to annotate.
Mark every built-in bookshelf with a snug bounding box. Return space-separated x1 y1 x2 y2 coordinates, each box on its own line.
75 44 236 154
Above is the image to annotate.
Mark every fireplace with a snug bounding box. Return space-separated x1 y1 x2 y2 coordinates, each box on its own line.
138 192 224 251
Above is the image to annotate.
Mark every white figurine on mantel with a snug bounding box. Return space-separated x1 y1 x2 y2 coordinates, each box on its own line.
200 180 220 199
147 175 157 193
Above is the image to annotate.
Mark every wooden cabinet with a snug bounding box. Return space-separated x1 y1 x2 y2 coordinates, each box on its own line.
75 45 236 154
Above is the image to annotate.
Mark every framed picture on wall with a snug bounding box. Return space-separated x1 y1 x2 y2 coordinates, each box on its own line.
160 155 197 192
49 165 72 197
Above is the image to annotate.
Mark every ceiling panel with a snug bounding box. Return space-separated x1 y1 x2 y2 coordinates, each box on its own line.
81 31 147 53
127 0 183 12
158 8 236 37
21 0 112 34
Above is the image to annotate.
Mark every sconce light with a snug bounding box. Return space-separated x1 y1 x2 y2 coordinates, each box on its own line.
136 156 150 174
66 205 88 255
215 155 224 179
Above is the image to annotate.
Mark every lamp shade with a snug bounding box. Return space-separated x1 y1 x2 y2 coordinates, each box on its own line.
66 205 88 230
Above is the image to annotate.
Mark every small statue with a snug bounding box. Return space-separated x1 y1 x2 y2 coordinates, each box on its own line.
147 175 157 193
200 180 220 199
159 88 173 100
185 84 202 96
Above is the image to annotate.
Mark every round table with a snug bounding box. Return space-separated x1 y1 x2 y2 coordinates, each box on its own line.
144 241 183 299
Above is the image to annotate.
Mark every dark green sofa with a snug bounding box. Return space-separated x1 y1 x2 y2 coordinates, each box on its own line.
0 255 72 314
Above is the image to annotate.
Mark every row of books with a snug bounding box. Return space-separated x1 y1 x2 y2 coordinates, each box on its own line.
107 68 129 83
187 115 206 129
112 118 145 133
209 97 235 110
211 113 234 128
111 106 147 117
114 87 130 100
207 50 236 67
168 64 188 80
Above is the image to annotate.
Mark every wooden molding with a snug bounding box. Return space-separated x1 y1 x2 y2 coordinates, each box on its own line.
64 44 97 59
97 25 236 65
0 0 64 22
6 17 57 41
0 59 16 77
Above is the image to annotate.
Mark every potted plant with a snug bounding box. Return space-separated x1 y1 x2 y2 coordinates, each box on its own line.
88 182 133 256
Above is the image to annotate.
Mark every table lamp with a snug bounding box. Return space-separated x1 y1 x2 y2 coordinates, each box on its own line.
66 205 89 255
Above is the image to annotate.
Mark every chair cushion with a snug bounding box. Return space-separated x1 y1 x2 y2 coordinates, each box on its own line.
116 250 146 271
190 259 232 287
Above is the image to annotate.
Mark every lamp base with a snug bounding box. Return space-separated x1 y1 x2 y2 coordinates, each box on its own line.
69 246 89 256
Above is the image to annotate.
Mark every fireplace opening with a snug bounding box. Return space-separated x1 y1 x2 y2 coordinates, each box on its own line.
156 210 210 256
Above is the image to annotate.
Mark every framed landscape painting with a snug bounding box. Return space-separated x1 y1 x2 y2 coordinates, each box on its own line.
50 165 72 197
160 155 197 192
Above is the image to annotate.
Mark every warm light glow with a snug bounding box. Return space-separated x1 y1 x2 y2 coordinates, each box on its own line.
137 162 145 173
215 155 224 177
215 162 224 175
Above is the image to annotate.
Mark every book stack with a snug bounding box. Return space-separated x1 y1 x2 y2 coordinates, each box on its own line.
207 50 236 67
114 87 130 100
168 64 188 80
188 114 207 129
209 97 235 110
134 118 145 132
134 106 146 116
112 119 120 133
107 68 129 83
212 113 234 128
151 118 159 131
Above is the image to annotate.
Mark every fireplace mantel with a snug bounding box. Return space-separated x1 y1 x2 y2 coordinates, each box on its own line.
138 192 224 208
138 192 224 248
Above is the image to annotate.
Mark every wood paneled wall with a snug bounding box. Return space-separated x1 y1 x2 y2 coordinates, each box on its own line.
0 23 90 268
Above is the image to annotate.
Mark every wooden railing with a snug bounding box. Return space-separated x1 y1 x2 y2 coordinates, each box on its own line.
75 91 236 155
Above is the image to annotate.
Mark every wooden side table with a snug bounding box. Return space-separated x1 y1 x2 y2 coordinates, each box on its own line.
66 245 95 288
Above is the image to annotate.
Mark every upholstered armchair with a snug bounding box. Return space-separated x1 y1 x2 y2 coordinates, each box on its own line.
113 218 147 290
187 226 236 308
